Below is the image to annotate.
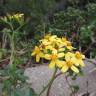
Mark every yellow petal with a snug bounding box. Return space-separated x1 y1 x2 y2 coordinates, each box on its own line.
58 48 65 52
44 54 51 60
58 53 64 58
56 60 65 68
46 45 53 50
49 61 55 68
31 51 35 56
62 42 67 46
71 66 79 73
61 64 69 73
67 46 74 50
79 60 85 67
71 58 79 66
50 35 57 41
65 52 75 61
36 55 40 62
82 55 85 59
42 39 51 45
52 49 57 54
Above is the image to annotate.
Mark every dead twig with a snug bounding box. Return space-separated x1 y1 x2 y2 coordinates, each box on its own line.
85 58 96 66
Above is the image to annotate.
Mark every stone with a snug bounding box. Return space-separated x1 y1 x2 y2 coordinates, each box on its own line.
24 60 96 96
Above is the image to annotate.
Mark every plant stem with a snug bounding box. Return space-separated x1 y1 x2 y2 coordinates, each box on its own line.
38 67 58 96
65 75 74 96
9 32 15 65
46 67 58 96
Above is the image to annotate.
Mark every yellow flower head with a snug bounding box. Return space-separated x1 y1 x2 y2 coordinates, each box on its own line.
61 52 79 73
1 13 24 24
75 51 85 59
8 13 24 20
31 46 44 62
75 51 85 67
44 49 64 68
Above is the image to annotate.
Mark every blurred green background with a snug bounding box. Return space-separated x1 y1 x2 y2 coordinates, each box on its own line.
0 0 96 58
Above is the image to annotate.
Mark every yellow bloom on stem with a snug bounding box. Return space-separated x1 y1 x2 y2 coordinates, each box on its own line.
40 35 65 49
49 36 61 47
75 51 85 59
40 39 51 46
75 51 85 67
61 52 79 73
66 41 74 50
61 37 74 50
31 34 85 74
31 46 44 62
49 35 57 41
55 38 66 48
10 14 24 19
61 37 68 46
44 49 64 68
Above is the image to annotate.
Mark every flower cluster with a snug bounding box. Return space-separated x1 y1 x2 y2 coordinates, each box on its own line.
31 34 85 73
0 13 24 23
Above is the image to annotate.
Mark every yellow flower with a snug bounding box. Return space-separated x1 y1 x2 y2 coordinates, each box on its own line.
75 51 85 67
49 35 57 41
44 49 64 68
40 35 65 49
40 39 51 46
61 52 79 73
55 38 65 48
75 51 85 59
31 34 85 74
62 37 75 50
49 36 61 47
66 41 74 50
61 37 68 46
10 14 24 19
31 46 44 62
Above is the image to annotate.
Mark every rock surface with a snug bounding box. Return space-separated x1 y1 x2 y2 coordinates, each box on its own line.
24 60 96 96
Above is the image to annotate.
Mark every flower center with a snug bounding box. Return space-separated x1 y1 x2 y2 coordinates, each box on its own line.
51 54 58 60
66 61 73 67
35 48 41 54
75 52 82 59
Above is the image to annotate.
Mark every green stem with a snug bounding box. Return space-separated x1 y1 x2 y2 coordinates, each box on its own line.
8 23 15 65
9 36 15 65
38 67 58 96
46 67 57 96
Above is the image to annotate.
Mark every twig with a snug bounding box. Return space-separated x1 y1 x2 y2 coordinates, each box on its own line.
85 58 96 66
0 48 27 63
16 48 27 56
55 72 62 79
0 57 9 63
0 76 10 82
83 43 93 54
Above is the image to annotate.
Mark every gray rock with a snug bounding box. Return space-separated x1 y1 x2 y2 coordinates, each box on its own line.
24 60 96 96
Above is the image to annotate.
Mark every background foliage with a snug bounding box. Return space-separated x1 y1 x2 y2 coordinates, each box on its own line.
0 0 96 58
